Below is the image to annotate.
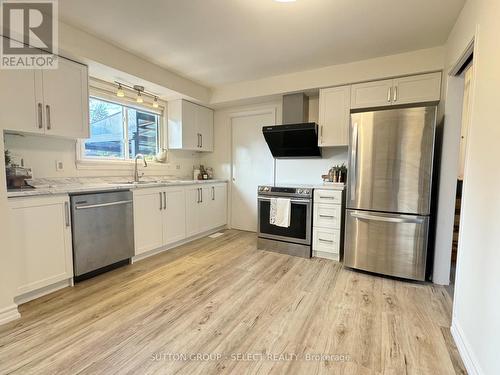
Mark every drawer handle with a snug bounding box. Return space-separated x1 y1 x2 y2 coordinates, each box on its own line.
319 238 334 244
319 214 335 218
319 196 335 199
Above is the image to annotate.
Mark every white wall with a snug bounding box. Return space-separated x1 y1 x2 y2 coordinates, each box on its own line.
443 0 500 374
202 98 348 185
433 75 464 285
211 46 445 105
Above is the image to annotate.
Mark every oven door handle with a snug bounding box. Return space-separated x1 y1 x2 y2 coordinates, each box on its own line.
258 197 310 204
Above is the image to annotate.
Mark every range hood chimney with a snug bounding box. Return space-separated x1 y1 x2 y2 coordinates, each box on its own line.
262 93 322 158
283 93 309 124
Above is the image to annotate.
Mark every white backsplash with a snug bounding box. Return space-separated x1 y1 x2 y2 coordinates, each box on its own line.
275 147 348 185
4 132 201 179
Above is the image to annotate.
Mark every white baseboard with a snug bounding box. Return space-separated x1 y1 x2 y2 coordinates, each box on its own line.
312 250 340 261
0 303 20 326
14 278 73 306
132 226 228 263
451 319 483 375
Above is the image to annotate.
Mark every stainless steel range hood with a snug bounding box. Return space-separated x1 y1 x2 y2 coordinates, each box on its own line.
263 93 322 158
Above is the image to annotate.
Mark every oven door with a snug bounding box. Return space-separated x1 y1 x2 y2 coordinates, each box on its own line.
257 196 312 245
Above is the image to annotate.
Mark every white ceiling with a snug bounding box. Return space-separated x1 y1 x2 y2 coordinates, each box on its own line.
59 0 465 87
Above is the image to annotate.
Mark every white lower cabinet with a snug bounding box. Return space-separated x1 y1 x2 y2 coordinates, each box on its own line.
133 187 164 255
185 185 202 237
186 183 228 236
8 195 73 297
163 186 187 244
312 188 345 261
134 182 227 256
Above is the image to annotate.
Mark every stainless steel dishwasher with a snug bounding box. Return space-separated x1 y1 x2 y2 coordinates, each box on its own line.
70 190 134 281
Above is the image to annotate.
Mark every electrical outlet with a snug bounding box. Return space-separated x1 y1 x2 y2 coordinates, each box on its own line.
56 160 64 171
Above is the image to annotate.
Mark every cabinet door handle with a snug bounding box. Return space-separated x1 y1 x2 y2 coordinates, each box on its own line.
163 192 166 210
393 86 398 102
159 192 163 210
319 238 334 244
45 105 51 130
212 186 215 200
64 201 70 227
387 87 392 103
37 103 43 129
200 134 203 148
197 188 200 203
200 188 203 203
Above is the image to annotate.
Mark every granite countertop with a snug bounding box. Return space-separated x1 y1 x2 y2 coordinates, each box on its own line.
7 177 228 198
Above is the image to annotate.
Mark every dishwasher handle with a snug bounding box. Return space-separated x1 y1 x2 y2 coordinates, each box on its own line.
75 200 133 210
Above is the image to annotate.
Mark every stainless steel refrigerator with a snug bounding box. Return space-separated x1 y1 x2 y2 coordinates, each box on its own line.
344 106 436 281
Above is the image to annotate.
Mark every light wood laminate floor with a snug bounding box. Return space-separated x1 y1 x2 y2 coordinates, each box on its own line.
0 230 465 375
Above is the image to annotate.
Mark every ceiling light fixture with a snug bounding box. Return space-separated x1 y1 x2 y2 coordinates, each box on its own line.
116 83 125 97
134 85 144 103
115 81 159 108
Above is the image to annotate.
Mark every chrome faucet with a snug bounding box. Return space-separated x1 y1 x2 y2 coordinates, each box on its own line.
134 154 148 182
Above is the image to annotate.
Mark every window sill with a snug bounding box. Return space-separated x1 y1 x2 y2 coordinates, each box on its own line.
76 158 169 171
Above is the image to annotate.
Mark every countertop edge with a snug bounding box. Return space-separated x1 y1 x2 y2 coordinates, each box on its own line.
7 179 229 198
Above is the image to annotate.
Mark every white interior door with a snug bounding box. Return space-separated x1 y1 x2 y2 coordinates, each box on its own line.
231 111 275 231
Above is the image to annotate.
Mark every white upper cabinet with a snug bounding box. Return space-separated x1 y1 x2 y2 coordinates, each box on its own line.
0 69 43 134
351 72 441 109
392 72 441 105
318 85 351 146
0 56 89 138
168 99 214 152
350 79 394 109
197 105 214 152
41 58 89 138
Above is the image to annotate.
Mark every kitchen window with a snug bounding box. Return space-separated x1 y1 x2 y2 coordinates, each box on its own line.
81 96 161 161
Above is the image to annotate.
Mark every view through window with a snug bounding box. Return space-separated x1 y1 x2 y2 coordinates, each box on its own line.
84 97 160 160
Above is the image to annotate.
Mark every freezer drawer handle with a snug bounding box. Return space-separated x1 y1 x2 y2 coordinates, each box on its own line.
351 212 424 224
75 200 133 210
318 196 335 199
319 214 335 218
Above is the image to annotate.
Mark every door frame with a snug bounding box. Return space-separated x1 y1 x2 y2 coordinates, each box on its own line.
229 105 278 231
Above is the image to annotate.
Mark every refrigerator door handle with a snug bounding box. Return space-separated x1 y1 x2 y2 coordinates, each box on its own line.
351 212 425 224
350 121 358 202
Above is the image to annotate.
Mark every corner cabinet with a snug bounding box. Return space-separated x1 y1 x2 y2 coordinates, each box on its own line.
318 85 351 146
133 183 227 257
167 99 214 152
350 72 441 109
186 183 227 236
0 56 89 138
8 195 73 297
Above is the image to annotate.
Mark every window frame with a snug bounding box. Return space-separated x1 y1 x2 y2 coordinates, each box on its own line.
76 84 167 170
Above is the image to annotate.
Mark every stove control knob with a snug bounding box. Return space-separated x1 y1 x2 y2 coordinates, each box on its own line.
304 189 310 194
264 187 270 192
297 189 303 194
